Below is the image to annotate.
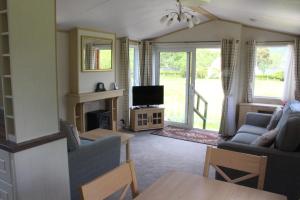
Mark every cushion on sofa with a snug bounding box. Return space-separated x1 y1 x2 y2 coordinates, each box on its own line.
267 107 283 130
237 124 267 136
60 120 81 152
231 132 259 144
251 128 279 147
275 112 300 151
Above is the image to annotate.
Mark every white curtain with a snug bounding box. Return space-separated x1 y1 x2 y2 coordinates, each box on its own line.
282 44 295 101
219 39 240 137
295 39 300 101
245 40 256 103
119 38 130 126
139 41 153 86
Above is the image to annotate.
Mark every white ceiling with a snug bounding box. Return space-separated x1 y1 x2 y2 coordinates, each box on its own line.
202 0 300 35
56 0 300 40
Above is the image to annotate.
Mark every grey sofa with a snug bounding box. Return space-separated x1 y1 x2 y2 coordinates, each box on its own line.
60 121 121 200
218 101 300 200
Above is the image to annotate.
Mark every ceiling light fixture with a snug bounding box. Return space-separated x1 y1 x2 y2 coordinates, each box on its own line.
160 0 201 28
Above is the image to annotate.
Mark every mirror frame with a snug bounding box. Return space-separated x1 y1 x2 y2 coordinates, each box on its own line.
80 31 115 72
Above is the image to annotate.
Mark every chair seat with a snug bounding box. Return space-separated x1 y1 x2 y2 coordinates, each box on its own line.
237 125 267 136
80 139 94 146
231 132 259 144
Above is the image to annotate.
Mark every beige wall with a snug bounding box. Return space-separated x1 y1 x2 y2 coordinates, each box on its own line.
75 29 116 94
57 32 69 120
9 0 59 142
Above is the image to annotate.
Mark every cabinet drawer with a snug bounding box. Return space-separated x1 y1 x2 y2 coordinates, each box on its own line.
0 150 12 184
0 180 13 200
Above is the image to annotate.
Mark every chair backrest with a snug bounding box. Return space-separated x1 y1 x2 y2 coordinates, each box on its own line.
81 160 139 200
203 146 267 190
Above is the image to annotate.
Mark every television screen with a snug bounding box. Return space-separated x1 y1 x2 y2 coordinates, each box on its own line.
132 86 164 106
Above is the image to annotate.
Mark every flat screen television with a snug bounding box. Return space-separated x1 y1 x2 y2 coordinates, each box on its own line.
132 86 164 106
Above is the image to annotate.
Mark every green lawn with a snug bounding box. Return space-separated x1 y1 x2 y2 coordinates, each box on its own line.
161 75 283 131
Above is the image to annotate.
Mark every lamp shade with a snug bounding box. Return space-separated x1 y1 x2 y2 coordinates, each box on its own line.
192 15 201 24
187 18 194 28
167 17 174 26
160 15 169 24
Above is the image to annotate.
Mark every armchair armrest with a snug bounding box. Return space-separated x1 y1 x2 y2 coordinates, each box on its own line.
68 136 121 200
245 112 272 128
217 141 300 200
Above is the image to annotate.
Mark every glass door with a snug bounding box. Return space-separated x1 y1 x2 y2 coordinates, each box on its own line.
157 50 192 127
193 47 223 131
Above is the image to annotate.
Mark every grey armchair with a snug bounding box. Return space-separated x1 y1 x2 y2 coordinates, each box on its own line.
60 120 121 200
69 136 121 200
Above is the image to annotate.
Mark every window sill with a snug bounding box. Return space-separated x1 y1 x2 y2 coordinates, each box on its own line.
253 97 283 105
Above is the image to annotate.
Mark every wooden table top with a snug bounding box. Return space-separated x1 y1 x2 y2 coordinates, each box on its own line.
134 172 286 200
80 128 134 143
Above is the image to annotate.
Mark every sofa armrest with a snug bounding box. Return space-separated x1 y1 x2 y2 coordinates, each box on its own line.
245 112 272 128
217 141 300 200
68 136 121 200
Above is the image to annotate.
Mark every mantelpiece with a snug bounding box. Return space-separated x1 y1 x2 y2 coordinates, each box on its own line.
68 28 120 131
67 89 124 132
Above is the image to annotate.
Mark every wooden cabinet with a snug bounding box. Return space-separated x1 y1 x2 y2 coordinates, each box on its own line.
130 107 164 131
238 103 281 129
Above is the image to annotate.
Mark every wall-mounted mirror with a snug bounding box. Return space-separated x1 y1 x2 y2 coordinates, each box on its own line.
81 36 113 71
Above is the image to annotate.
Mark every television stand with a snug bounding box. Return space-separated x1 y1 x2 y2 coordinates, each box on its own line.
130 107 164 131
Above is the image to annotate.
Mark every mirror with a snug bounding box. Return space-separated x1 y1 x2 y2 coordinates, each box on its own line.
81 36 113 71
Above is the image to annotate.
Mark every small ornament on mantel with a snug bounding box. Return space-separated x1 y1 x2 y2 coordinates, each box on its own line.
95 82 106 92
112 82 118 90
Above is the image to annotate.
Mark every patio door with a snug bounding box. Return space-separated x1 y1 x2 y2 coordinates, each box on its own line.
156 48 195 128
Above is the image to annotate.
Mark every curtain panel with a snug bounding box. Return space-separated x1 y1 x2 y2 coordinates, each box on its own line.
139 41 153 86
219 39 240 136
119 38 130 126
295 39 300 101
85 43 97 70
245 40 256 103
282 44 295 101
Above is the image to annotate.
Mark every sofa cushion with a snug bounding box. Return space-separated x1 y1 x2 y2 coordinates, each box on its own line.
251 128 279 147
275 112 300 151
267 107 283 130
60 120 81 152
231 133 259 144
237 125 267 136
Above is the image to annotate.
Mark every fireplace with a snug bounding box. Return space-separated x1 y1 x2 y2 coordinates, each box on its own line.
86 110 112 131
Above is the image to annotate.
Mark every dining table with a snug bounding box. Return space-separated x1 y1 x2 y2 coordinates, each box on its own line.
134 171 287 200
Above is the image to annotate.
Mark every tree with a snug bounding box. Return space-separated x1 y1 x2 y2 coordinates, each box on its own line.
257 48 273 75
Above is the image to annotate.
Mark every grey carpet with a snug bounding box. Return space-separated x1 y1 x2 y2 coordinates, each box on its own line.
116 130 215 199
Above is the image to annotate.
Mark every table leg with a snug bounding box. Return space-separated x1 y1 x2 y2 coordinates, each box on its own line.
126 141 131 161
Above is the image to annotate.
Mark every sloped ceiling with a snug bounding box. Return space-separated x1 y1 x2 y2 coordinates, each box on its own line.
202 0 300 36
56 0 300 40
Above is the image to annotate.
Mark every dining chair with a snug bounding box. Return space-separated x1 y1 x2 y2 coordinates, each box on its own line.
81 160 139 200
203 146 267 190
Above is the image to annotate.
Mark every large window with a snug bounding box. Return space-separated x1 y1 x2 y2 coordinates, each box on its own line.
254 44 291 98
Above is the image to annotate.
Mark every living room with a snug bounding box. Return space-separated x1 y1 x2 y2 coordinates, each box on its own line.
0 0 299 200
